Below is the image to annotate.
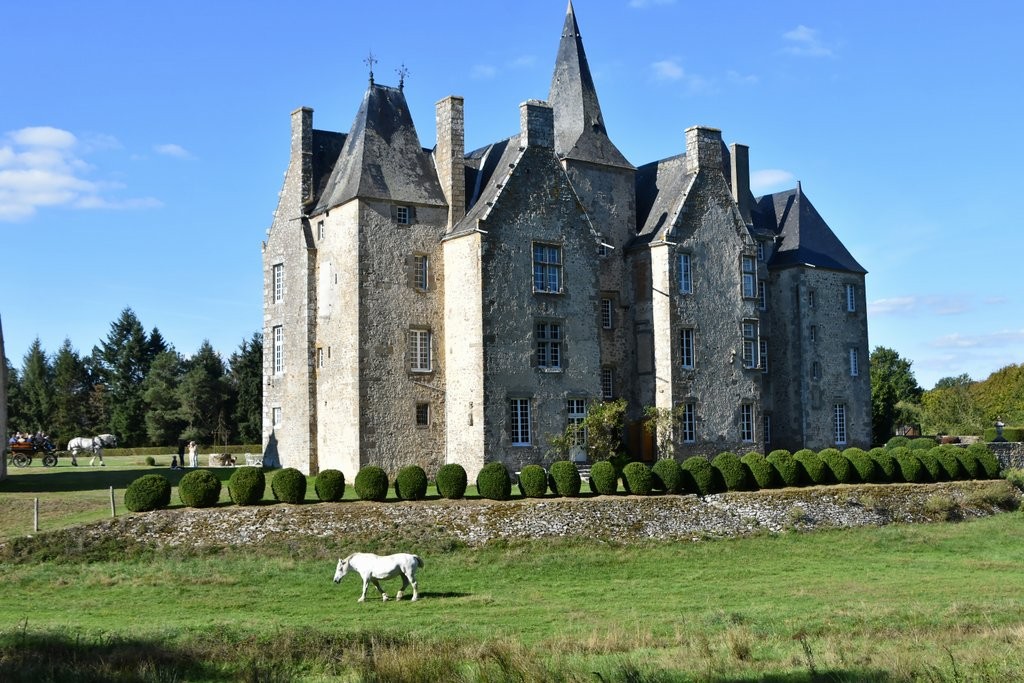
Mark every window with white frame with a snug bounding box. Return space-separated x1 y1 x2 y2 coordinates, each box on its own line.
409 329 431 372
757 242 765 262
740 404 754 442
678 253 692 294
741 256 756 298
763 413 772 446
567 399 587 445
833 403 848 445
273 325 283 374
742 321 759 368
846 283 857 312
600 298 613 329
415 403 430 427
317 347 324 368
601 367 614 400
395 205 411 224
680 328 695 369
533 243 562 293
681 402 696 443
758 280 767 310
849 348 859 377
414 254 429 291
273 263 284 303
510 398 531 445
760 339 768 373
536 321 562 369
317 221 324 240
272 406 282 428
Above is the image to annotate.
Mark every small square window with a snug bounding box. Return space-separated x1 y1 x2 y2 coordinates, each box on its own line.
415 403 430 427
533 243 562 293
597 243 608 257
396 206 411 224
536 321 562 370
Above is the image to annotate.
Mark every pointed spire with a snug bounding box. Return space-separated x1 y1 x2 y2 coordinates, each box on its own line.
548 1 632 169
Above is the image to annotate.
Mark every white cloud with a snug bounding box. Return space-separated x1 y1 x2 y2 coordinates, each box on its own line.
868 296 918 316
508 55 536 69
727 70 758 85
470 64 498 80
782 25 834 57
651 59 685 81
750 169 795 193
154 143 193 159
931 330 1024 350
868 295 973 318
0 126 160 222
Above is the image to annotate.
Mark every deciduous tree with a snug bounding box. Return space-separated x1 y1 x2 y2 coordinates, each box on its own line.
869 346 922 445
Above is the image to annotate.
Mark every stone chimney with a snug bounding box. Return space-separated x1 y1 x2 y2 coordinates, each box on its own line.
520 99 554 149
684 126 722 175
435 95 466 228
291 107 314 208
730 142 752 224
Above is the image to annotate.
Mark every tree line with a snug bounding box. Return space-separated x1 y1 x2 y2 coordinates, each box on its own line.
4 307 261 449
870 346 1024 443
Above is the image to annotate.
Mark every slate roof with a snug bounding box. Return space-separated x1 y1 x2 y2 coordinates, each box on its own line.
446 137 523 238
548 1 633 170
310 130 346 207
753 183 866 274
314 83 446 214
633 154 695 245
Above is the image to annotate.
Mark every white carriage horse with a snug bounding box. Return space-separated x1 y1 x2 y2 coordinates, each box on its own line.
67 434 118 466
333 552 422 602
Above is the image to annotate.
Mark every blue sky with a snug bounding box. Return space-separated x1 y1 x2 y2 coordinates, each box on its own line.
1 0 1021 390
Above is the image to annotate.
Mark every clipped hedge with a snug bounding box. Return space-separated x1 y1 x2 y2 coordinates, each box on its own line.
652 458 684 494
589 460 619 495
622 461 653 496
125 474 172 512
436 463 468 499
476 462 512 500
967 443 1000 479
766 450 800 487
741 452 776 489
886 436 911 449
548 460 581 497
314 469 346 502
354 466 389 502
818 448 856 484
394 465 429 501
910 437 937 451
518 464 548 498
271 467 307 504
681 456 720 496
712 452 749 491
892 448 925 483
931 446 965 481
916 451 944 482
228 466 266 506
870 447 897 482
843 448 877 483
956 448 983 479
178 469 222 508
794 449 829 485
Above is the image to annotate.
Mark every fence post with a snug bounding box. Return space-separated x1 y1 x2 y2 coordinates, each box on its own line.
33 497 39 533
110 486 115 518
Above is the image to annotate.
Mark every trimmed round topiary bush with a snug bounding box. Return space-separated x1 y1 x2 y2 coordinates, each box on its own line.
395 465 429 501
518 464 548 498
354 466 389 501
271 467 308 504
794 449 829 485
886 436 911 449
125 474 172 512
548 460 581 497
932 446 965 481
621 461 653 496
589 460 619 495
741 452 777 489
910 437 937 450
652 458 684 494
869 447 896 482
178 469 222 508
916 451 943 482
228 466 266 506
967 443 1000 479
681 456 721 495
843 448 876 483
436 463 468 499
818 448 856 484
145 455 156 467
476 461 512 500
712 452 749 491
893 448 925 483
314 469 346 502
955 448 983 480
767 450 800 487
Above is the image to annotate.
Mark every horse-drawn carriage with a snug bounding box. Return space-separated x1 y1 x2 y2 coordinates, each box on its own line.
6 438 59 468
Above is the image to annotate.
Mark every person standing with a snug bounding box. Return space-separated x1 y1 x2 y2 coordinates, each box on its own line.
188 440 199 468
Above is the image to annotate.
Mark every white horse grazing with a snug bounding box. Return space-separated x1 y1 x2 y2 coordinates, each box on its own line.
67 434 118 466
333 553 422 602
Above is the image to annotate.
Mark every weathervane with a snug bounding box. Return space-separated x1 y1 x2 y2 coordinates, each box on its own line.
397 63 410 90
364 51 378 85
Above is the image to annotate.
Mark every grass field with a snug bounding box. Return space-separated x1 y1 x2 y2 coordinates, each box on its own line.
1 460 1023 682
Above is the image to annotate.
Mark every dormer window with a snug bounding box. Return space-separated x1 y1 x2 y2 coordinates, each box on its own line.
395 206 411 225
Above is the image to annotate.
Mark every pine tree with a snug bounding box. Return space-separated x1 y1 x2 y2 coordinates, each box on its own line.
20 338 54 433
142 350 187 446
96 308 153 446
178 341 230 445
229 332 263 445
51 339 92 446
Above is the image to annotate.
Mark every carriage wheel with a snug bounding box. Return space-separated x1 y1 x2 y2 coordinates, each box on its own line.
12 453 31 467
43 453 58 467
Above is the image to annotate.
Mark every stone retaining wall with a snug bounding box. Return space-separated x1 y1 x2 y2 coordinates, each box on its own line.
989 442 1024 470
